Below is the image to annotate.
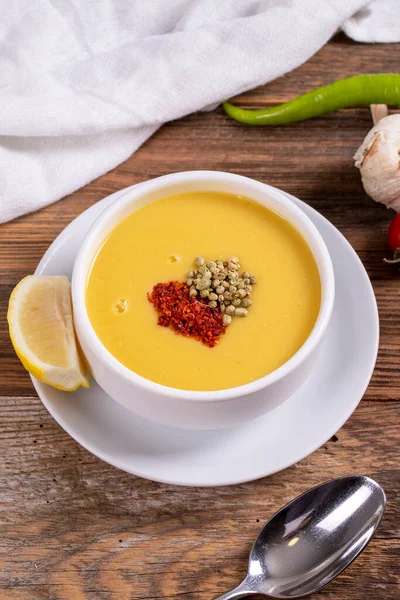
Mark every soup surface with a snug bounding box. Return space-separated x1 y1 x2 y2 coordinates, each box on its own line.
86 192 321 390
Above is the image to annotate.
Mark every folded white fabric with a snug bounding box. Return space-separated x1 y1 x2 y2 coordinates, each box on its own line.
343 0 400 42
0 0 398 223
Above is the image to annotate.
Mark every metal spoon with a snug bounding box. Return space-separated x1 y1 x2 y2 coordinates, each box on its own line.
215 475 385 599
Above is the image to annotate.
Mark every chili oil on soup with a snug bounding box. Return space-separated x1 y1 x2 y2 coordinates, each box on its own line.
86 192 321 391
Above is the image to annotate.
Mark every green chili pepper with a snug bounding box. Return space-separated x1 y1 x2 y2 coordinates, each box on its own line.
223 74 400 126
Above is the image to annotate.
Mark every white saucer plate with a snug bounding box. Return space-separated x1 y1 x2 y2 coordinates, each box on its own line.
33 186 379 487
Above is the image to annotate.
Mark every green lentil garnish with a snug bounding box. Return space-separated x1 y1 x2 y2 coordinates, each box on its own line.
223 314 232 326
185 255 256 325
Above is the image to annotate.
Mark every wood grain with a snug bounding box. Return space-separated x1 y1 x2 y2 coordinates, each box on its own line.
1 34 399 599
0 398 399 599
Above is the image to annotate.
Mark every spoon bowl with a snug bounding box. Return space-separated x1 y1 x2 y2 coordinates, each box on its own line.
215 476 385 599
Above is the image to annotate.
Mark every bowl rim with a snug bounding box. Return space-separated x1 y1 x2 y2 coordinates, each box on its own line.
72 170 335 402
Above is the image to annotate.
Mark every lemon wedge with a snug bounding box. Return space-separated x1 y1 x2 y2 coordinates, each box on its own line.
8 275 90 391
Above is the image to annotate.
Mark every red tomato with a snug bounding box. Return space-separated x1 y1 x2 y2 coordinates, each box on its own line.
388 214 400 253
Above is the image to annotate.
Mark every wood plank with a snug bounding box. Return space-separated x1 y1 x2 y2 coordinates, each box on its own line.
231 33 400 105
1 108 399 397
0 399 399 599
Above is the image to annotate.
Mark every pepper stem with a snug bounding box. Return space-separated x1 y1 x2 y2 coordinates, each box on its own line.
383 247 400 264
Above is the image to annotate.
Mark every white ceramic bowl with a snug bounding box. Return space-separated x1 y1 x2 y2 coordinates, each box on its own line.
72 171 335 430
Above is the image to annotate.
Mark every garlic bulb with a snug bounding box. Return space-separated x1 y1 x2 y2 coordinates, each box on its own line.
354 114 400 212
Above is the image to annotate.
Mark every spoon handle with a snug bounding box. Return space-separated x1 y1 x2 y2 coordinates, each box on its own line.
213 581 258 600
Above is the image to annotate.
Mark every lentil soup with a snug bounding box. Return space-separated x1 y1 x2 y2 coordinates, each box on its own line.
86 192 321 391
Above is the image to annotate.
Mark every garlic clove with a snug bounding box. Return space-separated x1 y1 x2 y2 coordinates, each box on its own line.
370 104 388 125
354 114 400 212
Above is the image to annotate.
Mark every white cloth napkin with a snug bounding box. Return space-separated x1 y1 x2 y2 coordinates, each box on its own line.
0 0 399 224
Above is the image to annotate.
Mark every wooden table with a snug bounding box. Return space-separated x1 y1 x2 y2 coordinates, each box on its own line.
1 35 399 600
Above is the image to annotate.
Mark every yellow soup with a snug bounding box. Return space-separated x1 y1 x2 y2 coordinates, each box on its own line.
86 192 321 391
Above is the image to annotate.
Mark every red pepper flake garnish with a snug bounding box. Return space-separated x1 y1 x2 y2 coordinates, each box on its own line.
148 281 226 348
